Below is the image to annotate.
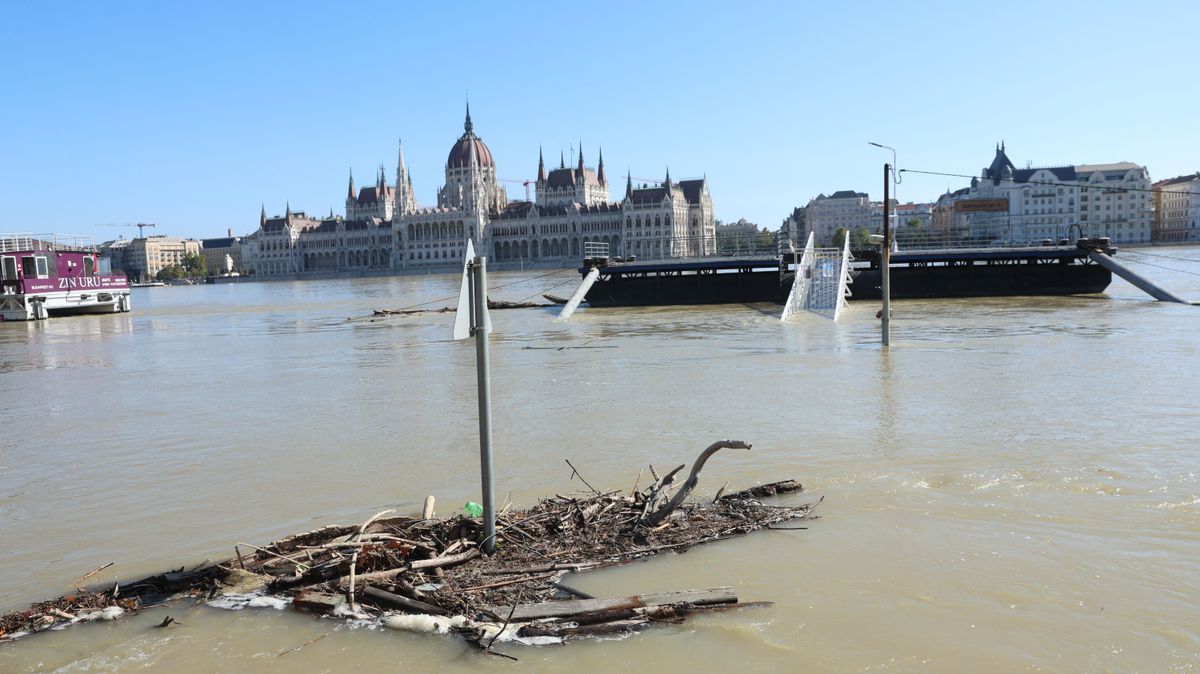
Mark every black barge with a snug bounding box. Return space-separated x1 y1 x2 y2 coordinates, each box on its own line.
576 239 1116 308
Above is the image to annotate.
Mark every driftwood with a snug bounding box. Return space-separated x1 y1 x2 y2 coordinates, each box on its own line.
718 480 803 501
0 440 816 651
486 587 737 621
361 586 446 616
371 298 553 318
643 440 751 526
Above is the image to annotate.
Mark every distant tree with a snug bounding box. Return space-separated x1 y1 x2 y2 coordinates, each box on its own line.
756 227 776 251
156 265 185 282
850 227 871 249
895 218 929 247
832 227 848 248
182 253 206 275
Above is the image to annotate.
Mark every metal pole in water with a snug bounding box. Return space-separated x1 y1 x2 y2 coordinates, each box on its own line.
882 163 891 347
471 256 496 554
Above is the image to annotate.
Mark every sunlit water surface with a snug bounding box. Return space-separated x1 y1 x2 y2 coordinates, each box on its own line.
2 248 1199 673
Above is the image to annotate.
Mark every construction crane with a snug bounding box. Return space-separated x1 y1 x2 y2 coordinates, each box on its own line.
97 223 156 238
498 178 536 201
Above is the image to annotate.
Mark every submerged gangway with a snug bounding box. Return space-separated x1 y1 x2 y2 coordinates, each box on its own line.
780 233 852 321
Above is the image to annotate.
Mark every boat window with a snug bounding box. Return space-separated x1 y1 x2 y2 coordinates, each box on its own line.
84 256 95 276
1 256 16 280
21 256 36 277
35 256 49 278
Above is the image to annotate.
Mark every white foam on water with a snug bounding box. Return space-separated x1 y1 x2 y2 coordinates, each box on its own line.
206 593 291 611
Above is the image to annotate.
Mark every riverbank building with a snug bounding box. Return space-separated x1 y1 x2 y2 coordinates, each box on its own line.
242 105 716 276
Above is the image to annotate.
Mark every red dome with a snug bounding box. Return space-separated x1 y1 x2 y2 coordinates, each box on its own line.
447 135 494 169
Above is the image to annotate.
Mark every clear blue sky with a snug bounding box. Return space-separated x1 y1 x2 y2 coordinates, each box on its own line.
1 1 1195 241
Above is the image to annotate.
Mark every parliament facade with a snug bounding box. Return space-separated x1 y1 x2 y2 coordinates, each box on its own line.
243 106 716 276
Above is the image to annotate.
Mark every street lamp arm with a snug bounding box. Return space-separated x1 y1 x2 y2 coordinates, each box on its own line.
867 142 902 185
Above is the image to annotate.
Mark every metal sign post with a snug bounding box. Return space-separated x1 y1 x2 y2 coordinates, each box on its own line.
453 241 496 555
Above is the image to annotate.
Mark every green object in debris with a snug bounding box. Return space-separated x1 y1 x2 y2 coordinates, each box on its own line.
464 501 483 517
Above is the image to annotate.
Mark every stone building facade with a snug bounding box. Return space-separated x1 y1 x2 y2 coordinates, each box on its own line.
112 235 201 282
939 144 1152 245
805 191 871 246
1152 173 1200 243
242 105 716 275
199 235 242 274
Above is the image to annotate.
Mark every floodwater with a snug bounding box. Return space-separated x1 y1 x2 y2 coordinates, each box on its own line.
1 248 1199 673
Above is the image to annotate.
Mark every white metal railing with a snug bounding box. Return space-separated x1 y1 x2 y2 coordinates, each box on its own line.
781 225 1114 254
1 233 97 253
0 233 33 253
583 241 610 260
592 232 780 263
781 234 851 321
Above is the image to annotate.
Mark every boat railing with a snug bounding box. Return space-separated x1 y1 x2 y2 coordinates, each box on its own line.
0 233 98 253
583 241 610 262
782 226 1118 257
586 233 779 264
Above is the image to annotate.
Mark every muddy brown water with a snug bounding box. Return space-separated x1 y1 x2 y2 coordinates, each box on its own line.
1 249 1199 672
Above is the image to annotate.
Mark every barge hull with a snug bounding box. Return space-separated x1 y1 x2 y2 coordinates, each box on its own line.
848 261 1112 301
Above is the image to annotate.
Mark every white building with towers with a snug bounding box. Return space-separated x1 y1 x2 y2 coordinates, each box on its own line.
242 103 717 275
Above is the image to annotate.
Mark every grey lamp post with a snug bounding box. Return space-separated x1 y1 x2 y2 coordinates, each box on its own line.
868 142 899 347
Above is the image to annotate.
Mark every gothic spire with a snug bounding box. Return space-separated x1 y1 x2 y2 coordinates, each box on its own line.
464 99 473 135
577 141 585 172
537 146 546 183
597 147 606 184
260 203 266 227
625 171 633 199
664 167 672 194
560 150 565 169
347 168 355 200
285 201 291 218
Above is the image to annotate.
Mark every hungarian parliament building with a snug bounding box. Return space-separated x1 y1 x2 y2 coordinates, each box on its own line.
243 106 716 276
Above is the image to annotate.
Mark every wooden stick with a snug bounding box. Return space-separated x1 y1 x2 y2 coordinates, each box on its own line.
277 633 327 658
481 562 598 575
455 572 558 593
564 459 601 496
410 548 480 570
237 543 310 572
348 550 359 609
422 496 436 520
712 481 729 503
352 509 395 541
71 562 114 588
551 582 595 600
360 586 447 616
484 589 524 655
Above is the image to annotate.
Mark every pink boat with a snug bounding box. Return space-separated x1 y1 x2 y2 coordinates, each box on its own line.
1 233 132 321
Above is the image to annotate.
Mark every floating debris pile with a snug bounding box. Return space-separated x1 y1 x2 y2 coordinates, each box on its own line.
1 441 816 655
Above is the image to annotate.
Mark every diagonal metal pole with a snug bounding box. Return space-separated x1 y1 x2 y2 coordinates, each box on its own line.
471 256 496 554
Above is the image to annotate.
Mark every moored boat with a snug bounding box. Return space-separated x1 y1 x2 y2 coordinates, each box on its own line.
1 233 132 321
572 238 1117 308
